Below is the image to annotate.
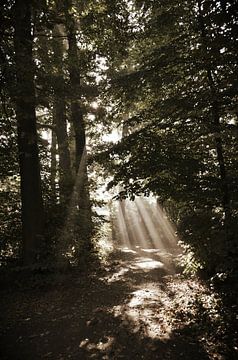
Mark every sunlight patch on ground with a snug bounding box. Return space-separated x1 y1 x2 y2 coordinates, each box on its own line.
111 277 215 343
129 257 164 271
120 247 137 254
79 336 115 352
106 267 130 283
142 248 165 254
113 283 173 339
103 258 165 284
103 245 175 283
128 288 162 307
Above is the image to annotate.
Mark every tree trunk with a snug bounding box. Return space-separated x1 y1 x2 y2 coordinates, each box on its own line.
66 27 86 170
64 6 92 245
52 24 72 205
13 0 44 265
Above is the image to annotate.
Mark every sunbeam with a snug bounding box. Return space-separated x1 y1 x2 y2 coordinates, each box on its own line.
153 201 180 252
116 200 131 248
135 198 168 251
58 146 88 257
126 201 152 250
113 196 181 274
135 198 180 253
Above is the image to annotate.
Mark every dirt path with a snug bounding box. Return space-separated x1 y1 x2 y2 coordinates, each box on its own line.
0 246 226 359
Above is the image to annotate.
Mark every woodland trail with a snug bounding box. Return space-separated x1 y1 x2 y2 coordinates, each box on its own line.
0 244 225 360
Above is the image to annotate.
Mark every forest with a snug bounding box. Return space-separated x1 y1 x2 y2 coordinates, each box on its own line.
0 0 238 359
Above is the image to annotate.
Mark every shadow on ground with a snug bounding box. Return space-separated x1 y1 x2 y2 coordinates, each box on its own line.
0 246 229 359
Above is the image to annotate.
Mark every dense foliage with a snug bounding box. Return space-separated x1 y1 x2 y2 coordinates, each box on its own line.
0 0 237 284
95 0 238 278
0 0 130 266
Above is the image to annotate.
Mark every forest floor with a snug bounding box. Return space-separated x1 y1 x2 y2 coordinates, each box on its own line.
0 242 237 360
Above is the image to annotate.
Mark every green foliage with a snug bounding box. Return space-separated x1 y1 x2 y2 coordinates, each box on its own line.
0 99 21 261
178 210 226 275
94 0 238 277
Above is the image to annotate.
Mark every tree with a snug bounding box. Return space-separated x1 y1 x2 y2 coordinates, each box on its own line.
52 23 72 205
13 0 44 264
64 2 93 250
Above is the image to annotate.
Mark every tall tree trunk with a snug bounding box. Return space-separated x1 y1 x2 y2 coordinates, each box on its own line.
66 26 86 170
13 0 44 264
64 8 92 243
52 24 72 205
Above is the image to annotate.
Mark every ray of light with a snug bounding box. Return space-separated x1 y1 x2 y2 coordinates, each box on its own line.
116 200 131 248
136 198 180 253
153 201 180 252
58 147 88 256
121 201 139 248
114 197 181 273
125 200 150 249
135 198 168 251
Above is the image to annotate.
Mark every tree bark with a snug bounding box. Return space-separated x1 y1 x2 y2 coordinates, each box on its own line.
13 0 44 264
64 6 92 243
52 24 72 205
66 25 86 170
